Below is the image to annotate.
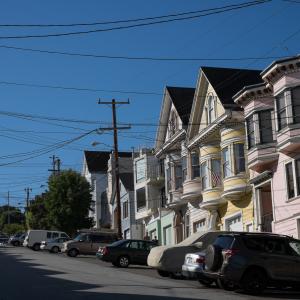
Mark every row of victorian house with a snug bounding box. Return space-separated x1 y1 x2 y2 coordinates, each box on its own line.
82 54 300 245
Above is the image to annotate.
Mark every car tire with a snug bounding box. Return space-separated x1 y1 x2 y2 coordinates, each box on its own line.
241 268 267 295
117 256 130 268
205 245 222 271
32 243 40 251
157 270 170 277
217 278 236 291
51 246 59 254
67 248 79 257
198 278 214 287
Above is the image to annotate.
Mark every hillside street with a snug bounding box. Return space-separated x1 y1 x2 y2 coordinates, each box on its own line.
0 246 299 300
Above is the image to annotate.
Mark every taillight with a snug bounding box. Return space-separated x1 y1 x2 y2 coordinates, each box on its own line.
222 249 239 261
196 256 205 264
102 247 109 255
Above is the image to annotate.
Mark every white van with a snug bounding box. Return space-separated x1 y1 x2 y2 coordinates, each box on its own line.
23 230 69 251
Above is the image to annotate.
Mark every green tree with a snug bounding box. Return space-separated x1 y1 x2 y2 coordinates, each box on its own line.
26 193 49 230
46 170 94 235
3 223 25 235
0 206 25 230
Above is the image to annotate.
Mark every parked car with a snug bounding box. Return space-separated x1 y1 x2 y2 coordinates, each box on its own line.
62 231 118 257
0 233 9 244
97 239 157 268
9 232 25 246
40 237 70 253
182 251 214 286
23 230 69 251
148 231 227 278
203 232 300 294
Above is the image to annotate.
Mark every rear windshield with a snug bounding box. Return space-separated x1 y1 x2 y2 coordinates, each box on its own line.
213 236 234 249
111 240 127 247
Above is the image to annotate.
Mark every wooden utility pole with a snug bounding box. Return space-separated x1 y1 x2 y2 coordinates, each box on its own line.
98 99 130 239
24 187 32 210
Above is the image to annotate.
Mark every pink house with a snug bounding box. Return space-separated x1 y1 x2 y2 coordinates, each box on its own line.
234 55 300 238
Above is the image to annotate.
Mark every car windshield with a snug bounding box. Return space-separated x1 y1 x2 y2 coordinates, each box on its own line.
110 240 127 247
73 234 87 241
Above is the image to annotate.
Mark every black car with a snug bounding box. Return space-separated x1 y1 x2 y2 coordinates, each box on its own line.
203 232 300 294
97 239 157 268
0 233 9 244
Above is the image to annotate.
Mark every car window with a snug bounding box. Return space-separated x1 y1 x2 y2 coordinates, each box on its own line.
142 242 156 251
129 241 143 249
243 237 265 251
60 233 68 238
91 235 104 243
47 232 52 239
289 241 300 256
213 236 234 249
52 232 59 239
264 239 287 255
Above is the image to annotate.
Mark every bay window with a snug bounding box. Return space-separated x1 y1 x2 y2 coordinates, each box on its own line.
191 152 200 179
276 92 287 131
200 162 208 190
211 159 221 187
246 116 255 149
292 86 300 124
222 147 231 178
259 110 273 144
234 143 245 173
175 164 182 189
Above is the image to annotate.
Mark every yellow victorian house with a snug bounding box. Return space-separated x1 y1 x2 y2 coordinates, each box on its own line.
187 66 263 231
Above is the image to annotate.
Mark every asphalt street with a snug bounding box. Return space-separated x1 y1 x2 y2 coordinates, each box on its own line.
0 245 299 300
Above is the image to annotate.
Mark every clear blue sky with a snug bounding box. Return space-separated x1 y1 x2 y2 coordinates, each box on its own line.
0 0 299 207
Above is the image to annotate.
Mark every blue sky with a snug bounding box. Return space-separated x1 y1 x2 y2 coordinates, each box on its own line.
0 0 299 207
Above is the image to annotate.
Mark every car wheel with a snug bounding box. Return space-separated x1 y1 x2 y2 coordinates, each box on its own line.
217 278 236 291
118 256 130 268
51 246 59 253
198 278 214 287
241 268 267 295
32 243 40 251
157 270 170 277
67 248 79 257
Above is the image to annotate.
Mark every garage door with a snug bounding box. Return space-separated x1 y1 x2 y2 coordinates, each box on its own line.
226 214 243 231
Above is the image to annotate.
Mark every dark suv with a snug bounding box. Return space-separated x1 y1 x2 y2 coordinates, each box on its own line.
203 232 300 294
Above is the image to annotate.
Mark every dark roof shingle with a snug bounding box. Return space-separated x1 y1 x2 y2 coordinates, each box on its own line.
201 67 263 110
119 172 134 191
166 86 195 125
84 151 111 173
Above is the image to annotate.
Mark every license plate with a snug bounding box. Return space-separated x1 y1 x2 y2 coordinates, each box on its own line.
187 257 192 264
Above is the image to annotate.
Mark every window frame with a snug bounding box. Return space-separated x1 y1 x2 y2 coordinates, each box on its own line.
276 92 287 131
234 143 245 174
285 158 300 200
246 115 255 149
292 86 300 124
122 201 129 219
191 152 200 179
222 146 231 178
258 110 274 144
136 187 146 211
211 158 221 187
181 156 187 183
200 161 208 190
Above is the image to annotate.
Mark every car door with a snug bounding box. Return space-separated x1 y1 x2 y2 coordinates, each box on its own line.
262 238 295 281
139 242 155 265
79 234 92 254
287 239 300 280
127 241 144 264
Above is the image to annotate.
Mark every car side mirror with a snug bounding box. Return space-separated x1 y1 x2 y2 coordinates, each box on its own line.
194 242 203 248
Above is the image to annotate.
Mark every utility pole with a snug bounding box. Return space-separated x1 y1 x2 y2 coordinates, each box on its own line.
7 191 10 225
48 155 61 175
24 188 32 210
98 99 130 239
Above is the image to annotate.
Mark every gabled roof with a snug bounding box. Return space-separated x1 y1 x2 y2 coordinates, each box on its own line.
201 66 263 110
166 86 195 125
83 151 111 173
119 173 134 191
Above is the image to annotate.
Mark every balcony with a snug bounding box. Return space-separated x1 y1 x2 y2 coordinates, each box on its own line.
147 164 165 187
277 125 300 155
200 187 224 210
181 178 202 201
247 144 278 172
222 175 251 200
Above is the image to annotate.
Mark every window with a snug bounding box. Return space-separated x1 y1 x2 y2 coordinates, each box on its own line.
213 236 234 249
122 201 128 219
193 219 206 233
234 144 245 173
61 233 68 238
246 116 255 148
160 188 166 207
166 166 172 192
136 158 146 182
222 147 231 178
259 110 273 144
207 95 215 124
292 86 300 124
211 159 221 187
191 152 200 179
182 156 187 182
286 162 295 199
52 232 59 239
276 92 287 131
47 232 52 239
200 162 208 190
136 187 146 210
129 241 142 249
185 214 190 238
175 164 182 189
168 111 177 137
289 240 300 256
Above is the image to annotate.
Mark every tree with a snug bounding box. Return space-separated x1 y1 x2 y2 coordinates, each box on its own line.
3 223 25 235
0 206 25 230
46 170 94 235
26 193 49 230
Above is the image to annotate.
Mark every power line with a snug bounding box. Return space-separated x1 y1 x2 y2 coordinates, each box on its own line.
0 44 290 62
0 1 271 40
0 1 270 28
